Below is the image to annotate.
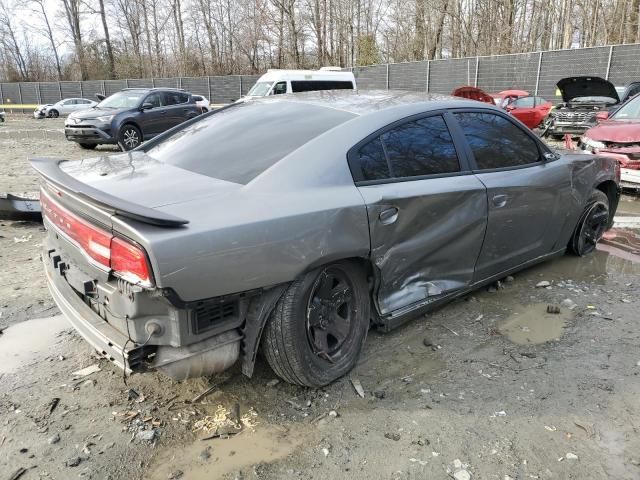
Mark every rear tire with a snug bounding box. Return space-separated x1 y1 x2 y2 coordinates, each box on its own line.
263 261 370 387
569 190 610 256
78 143 97 150
118 124 142 151
49 109 59 118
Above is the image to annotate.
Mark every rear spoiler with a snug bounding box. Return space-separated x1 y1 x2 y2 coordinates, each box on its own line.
30 157 189 227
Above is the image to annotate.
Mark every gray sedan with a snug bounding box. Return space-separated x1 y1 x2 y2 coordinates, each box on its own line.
32 90 620 387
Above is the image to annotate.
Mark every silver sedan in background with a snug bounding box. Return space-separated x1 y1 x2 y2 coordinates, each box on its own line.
44 98 97 118
32 91 620 387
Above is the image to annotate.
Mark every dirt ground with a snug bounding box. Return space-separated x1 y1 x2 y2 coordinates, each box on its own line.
1 115 640 480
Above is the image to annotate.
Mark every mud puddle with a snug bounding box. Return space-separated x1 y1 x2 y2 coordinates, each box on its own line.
499 303 573 345
617 194 640 216
147 425 302 480
0 314 69 373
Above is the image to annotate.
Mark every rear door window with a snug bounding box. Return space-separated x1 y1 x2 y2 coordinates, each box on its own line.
165 92 189 105
352 115 461 182
454 112 540 169
272 82 287 95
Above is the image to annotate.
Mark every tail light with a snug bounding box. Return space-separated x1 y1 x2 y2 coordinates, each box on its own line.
40 189 153 287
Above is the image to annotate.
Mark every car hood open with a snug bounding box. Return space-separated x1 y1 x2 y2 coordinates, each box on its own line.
452 86 495 104
586 119 640 143
557 76 619 103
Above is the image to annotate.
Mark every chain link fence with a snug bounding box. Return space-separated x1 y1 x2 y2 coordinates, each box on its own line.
2 44 640 109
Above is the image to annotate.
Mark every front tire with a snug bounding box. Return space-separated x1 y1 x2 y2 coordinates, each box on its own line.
569 190 609 256
118 124 142 151
263 261 370 387
48 109 59 118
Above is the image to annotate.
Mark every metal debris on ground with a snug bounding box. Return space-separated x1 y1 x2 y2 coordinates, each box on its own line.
350 377 365 398
72 364 101 377
192 405 259 437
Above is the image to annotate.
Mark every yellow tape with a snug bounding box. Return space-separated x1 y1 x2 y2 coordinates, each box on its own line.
0 104 39 109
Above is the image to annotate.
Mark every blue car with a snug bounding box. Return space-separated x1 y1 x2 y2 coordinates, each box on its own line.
64 88 202 150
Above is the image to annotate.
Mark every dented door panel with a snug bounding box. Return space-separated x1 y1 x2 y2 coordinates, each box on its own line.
357 175 488 316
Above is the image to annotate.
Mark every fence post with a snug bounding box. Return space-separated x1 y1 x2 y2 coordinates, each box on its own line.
0 83 4 105
386 63 390 89
534 51 543 96
125 79 129 88
102 80 106 96
151 78 155 88
426 60 430 93
474 57 479 87
79 81 84 98
605 45 614 80
58 81 62 100
18 83 24 113
36 82 42 104
239 76 243 98
207 76 212 102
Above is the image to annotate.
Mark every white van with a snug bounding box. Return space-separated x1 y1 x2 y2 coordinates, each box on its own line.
244 67 356 99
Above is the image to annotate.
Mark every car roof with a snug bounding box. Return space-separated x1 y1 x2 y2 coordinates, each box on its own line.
250 89 497 116
121 88 188 93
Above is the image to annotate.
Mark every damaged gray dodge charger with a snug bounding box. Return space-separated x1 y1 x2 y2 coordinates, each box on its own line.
32 90 620 387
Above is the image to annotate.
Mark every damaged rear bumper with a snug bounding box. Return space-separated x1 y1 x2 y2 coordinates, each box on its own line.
42 249 242 379
44 255 144 373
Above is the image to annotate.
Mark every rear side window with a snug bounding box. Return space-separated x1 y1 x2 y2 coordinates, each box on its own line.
147 101 355 184
512 97 535 108
454 112 540 169
165 92 189 105
354 115 460 182
291 81 354 93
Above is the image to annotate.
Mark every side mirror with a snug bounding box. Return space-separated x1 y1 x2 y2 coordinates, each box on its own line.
141 102 154 110
95 93 105 101
595 111 609 121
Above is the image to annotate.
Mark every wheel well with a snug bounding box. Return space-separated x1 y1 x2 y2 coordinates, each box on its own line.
119 121 141 134
596 180 616 206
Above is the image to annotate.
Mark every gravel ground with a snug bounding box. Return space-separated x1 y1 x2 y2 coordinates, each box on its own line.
1 115 640 480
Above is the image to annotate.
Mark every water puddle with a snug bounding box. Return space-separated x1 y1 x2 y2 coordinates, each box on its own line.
0 315 69 373
147 425 302 480
499 303 574 345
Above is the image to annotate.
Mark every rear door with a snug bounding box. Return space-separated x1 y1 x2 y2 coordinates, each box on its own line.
164 91 195 127
509 97 537 128
350 112 488 316
451 110 571 281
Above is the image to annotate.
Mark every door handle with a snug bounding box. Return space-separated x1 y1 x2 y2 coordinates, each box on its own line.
379 207 399 225
492 194 509 208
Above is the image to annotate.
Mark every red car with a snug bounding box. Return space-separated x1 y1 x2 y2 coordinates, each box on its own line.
452 86 495 104
581 94 640 190
493 90 553 129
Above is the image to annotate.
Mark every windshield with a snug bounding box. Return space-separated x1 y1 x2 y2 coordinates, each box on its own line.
146 100 355 184
247 82 273 97
570 96 618 105
613 95 640 119
98 90 145 109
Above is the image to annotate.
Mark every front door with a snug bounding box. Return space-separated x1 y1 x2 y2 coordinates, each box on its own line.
451 111 571 280
351 113 488 316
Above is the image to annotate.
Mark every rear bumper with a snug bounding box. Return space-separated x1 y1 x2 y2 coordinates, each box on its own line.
64 126 115 144
43 253 146 373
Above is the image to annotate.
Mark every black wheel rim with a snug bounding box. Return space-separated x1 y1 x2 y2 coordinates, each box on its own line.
306 267 355 360
577 201 609 255
123 128 140 150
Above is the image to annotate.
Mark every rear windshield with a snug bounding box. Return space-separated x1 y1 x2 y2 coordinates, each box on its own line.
146 101 355 184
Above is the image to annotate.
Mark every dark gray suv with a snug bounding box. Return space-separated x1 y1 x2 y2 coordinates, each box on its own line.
64 88 202 150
